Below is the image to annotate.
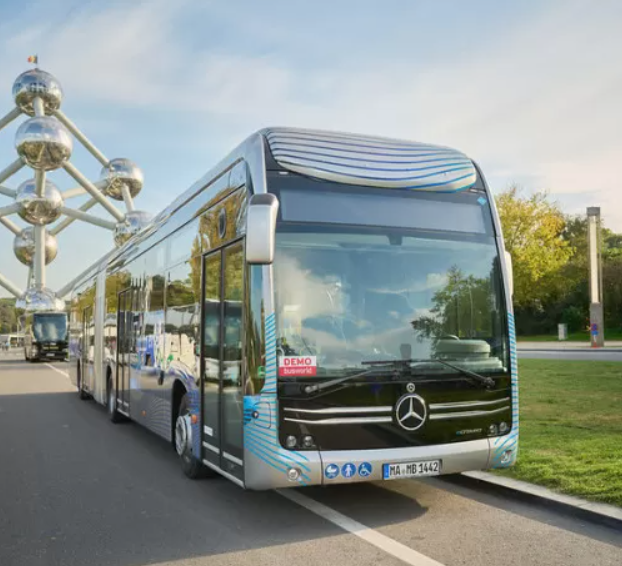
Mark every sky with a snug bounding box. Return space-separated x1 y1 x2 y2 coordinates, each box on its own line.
0 0 620 297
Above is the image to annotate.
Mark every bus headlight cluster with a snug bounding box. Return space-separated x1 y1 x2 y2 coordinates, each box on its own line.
284 435 316 449
488 422 510 436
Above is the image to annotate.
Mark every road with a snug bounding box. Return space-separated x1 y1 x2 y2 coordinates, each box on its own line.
1 352 621 566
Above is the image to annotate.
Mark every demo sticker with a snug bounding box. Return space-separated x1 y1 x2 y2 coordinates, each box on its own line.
278 356 317 377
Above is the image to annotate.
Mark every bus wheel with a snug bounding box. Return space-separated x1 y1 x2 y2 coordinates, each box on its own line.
176 394 211 479
107 378 122 423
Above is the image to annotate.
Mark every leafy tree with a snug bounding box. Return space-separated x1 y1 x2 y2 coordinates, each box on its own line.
496 187 573 308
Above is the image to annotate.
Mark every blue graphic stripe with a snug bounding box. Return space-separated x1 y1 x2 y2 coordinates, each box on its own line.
272 148 470 166
246 430 311 473
246 424 310 462
277 159 474 182
245 436 311 481
275 154 472 173
267 133 458 154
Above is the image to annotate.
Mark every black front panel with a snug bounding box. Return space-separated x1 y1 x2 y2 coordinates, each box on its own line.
279 377 512 451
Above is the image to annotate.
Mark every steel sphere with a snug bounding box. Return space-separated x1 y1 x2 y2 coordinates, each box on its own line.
13 228 58 266
13 69 63 116
114 210 152 247
15 116 73 170
15 178 64 225
100 158 144 201
16 286 65 313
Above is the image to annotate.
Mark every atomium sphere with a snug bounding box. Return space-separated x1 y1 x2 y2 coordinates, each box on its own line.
13 228 58 266
13 69 64 116
15 178 64 225
15 116 73 171
16 286 65 313
100 158 144 201
114 210 152 247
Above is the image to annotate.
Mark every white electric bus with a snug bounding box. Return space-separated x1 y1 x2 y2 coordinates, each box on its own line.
68 128 518 489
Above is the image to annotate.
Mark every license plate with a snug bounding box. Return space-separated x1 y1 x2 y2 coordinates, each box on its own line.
47 353 55 357
383 460 441 480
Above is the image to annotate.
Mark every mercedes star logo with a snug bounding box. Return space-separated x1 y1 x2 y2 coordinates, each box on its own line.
395 394 427 431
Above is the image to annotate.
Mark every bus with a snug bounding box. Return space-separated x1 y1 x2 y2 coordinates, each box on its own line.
22 311 68 362
67 127 518 490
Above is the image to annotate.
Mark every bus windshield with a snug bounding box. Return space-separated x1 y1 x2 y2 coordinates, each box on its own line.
33 314 67 342
273 227 509 379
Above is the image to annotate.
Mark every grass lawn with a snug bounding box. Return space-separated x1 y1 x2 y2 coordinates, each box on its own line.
493 358 622 506
518 329 622 342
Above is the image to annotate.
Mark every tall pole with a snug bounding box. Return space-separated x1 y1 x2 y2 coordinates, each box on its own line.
587 207 604 347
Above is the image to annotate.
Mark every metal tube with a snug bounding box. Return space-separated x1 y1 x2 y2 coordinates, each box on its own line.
35 169 46 198
0 216 21 235
0 185 16 198
34 225 46 288
0 203 20 218
50 197 97 236
33 97 45 117
0 158 25 185
59 206 116 230
63 162 124 222
0 107 22 133
121 185 135 212
27 266 33 287
61 179 107 200
53 110 109 167
0 272 23 298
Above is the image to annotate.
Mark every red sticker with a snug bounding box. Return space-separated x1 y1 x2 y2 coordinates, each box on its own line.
279 356 317 377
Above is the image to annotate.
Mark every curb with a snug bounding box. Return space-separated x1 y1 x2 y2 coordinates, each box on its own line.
461 471 622 529
518 348 622 353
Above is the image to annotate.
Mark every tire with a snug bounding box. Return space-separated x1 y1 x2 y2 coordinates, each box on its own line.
177 394 211 479
107 378 123 423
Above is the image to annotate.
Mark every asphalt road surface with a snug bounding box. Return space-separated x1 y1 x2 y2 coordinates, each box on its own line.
1 352 620 566
519 349 622 361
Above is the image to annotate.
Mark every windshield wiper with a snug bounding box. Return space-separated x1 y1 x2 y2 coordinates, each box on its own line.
302 364 404 395
362 358 495 389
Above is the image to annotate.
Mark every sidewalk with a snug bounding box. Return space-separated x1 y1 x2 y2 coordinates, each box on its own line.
518 340 622 351
463 471 622 528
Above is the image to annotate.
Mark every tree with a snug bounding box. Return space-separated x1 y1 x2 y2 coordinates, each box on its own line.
496 187 573 308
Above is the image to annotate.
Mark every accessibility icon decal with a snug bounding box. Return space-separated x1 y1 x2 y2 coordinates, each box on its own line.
325 464 339 479
358 462 373 477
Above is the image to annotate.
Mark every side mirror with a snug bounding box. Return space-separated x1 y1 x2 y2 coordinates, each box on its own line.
246 193 279 265
504 250 514 298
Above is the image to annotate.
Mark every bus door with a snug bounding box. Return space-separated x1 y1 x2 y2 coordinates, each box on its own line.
81 306 94 392
201 242 245 481
116 289 133 416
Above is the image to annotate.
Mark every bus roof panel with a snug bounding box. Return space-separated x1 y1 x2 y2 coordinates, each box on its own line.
263 127 476 192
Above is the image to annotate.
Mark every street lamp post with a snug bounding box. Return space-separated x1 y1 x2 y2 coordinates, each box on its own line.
587 207 604 347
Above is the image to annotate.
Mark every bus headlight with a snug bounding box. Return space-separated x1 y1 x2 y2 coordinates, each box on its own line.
499 421 509 434
287 467 301 482
488 424 498 436
302 435 315 449
285 435 297 449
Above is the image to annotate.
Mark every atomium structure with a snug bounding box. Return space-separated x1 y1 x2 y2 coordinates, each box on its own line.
0 67 152 312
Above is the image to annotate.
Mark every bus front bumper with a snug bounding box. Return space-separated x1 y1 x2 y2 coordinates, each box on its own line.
244 436 517 489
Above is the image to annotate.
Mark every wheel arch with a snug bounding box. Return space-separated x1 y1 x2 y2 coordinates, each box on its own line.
171 379 188 446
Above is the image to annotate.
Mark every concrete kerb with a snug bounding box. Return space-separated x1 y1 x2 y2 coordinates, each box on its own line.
461 471 622 529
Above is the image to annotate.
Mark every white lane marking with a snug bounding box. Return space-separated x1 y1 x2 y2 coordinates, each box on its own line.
45 363 70 378
278 489 445 566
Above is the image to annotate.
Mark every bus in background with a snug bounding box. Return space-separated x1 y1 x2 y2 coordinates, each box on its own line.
67 127 517 490
23 311 68 362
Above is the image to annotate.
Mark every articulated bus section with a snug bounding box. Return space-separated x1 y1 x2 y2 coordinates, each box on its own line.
68 128 518 490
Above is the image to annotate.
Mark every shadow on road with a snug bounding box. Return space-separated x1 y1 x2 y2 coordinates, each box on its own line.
0 366 429 566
